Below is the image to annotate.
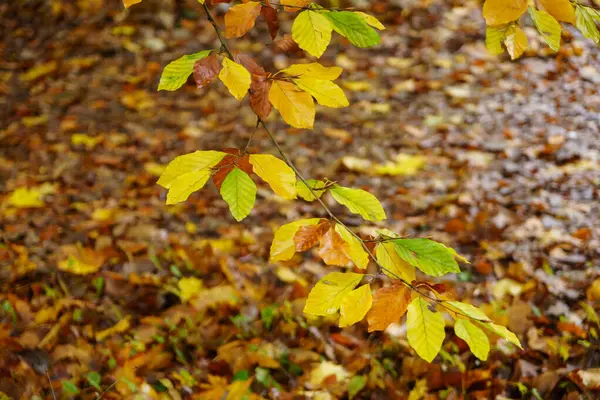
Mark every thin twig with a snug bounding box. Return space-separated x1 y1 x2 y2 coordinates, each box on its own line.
47 371 57 400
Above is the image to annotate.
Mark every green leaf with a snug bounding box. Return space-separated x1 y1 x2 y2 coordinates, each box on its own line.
339 284 372 327
353 11 385 30
575 5 600 44
347 375 367 400
220 167 257 221
270 218 322 261
292 10 333 58
297 179 327 201
391 239 461 277
335 224 369 269
406 297 445 363
486 26 508 55
447 301 491 322
454 319 490 361
158 50 212 91
329 185 386 221
157 150 227 205
375 242 416 282
528 7 561 51
304 272 363 316
62 381 80 395
87 372 102 391
325 11 381 48
479 322 523 349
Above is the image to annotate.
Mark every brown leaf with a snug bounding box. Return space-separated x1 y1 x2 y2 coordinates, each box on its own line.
193 53 221 89
250 75 272 120
273 35 301 54
212 149 254 190
233 53 266 76
294 220 329 251
318 227 351 266
261 6 280 39
367 283 411 332
224 2 262 39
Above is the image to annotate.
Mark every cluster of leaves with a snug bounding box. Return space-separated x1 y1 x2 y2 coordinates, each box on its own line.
123 0 532 364
484 0 600 60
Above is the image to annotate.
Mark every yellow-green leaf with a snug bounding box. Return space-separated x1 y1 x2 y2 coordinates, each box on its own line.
325 11 381 48
304 272 363 316
354 11 385 30
479 322 523 349
329 185 386 221
482 0 527 26
158 50 212 91
335 224 369 269
539 0 576 23
178 277 203 303
269 80 315 129
297 179 327 201
504 25 528 59
529 7 562 51
575 6 600 44
249 154 297 199
219 58 252 101
220 167 256 222
292 10 333 58
157 150 227 205
486 26 508 55
406 297 445 363
375 242 416 283
447 301 491 322
391 239 461 277
281 63 343 80
454 319 490 361
224 2 262 39
270 218 322 261
339 284 372 327
294 77 349 108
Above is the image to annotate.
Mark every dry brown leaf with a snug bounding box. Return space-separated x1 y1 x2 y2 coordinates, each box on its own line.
250 75 272 120
318 226 351 266
367 283 411 332
194 53 221 89
294 219 329 251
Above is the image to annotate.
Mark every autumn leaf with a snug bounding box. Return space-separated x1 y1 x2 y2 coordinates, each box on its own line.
294 77 349 108
294 220 329 251
354 11 385 30
249 154 297 199
325 11 381 48
390 239 461 277
194 53 221 89
539 0 576 24
318 227 351 266
249 75 272 119
454 319 490 361
58 245 106 275
482 0 527 26
224 2 262 39
7 184 57 208
479 322 523 349
296 179 327 201
178 277 203 303
158 50 212 91
281 63 342 80
269 80 315 129
339 284 372 327
486 26 508 55
219 167 257 221
335 224 369 269
270 218 322 261
529 7 562 51
504 25 528 59
292 10 332 58
406 297 445 363
367 283 411 332
280 0 310 13
261 6 280 39
303 272 363 316
329 185 387 221
123 0 142 8
158 150 227 205
219 58 251 101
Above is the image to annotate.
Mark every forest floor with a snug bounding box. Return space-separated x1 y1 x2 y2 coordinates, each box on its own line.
1 0 600 399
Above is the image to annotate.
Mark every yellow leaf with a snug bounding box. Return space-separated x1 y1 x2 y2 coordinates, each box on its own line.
375 242 416 283
482 0 527 26
270 218 322 261
334 224 369 269
96 317 131 341
374 154 426 176
354 11 386 30
309 361 349 387
20 61 57 81
292 10 332 58
269 80 315 129
304 272 363 316
226 379 253 400
280 0 310 13
454 319 490 361
157 150 227 205
281 63 343 80
294 77 349 108
540 0 576 23
219 58 251 101
504 25 528 60
224 2 262 39
406 297 445 362
7 187 45 208
58 246 106 275
178 277 203 303
339 284 372 327
71 133 102 149
249 154 297 199
123 0 142 8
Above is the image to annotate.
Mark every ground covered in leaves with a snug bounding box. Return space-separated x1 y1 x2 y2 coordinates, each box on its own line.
2 0 600 399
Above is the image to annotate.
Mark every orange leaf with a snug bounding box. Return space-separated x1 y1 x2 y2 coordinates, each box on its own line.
261 5 280 39
250 75 272 120
193 53 221 89
280 0 310 12
225 2 262 39
294 220 329 251
211 149 253 190
318 227 351 266
367 283 411 332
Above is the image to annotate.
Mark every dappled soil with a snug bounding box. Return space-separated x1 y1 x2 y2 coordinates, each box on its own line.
1 0 600 398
